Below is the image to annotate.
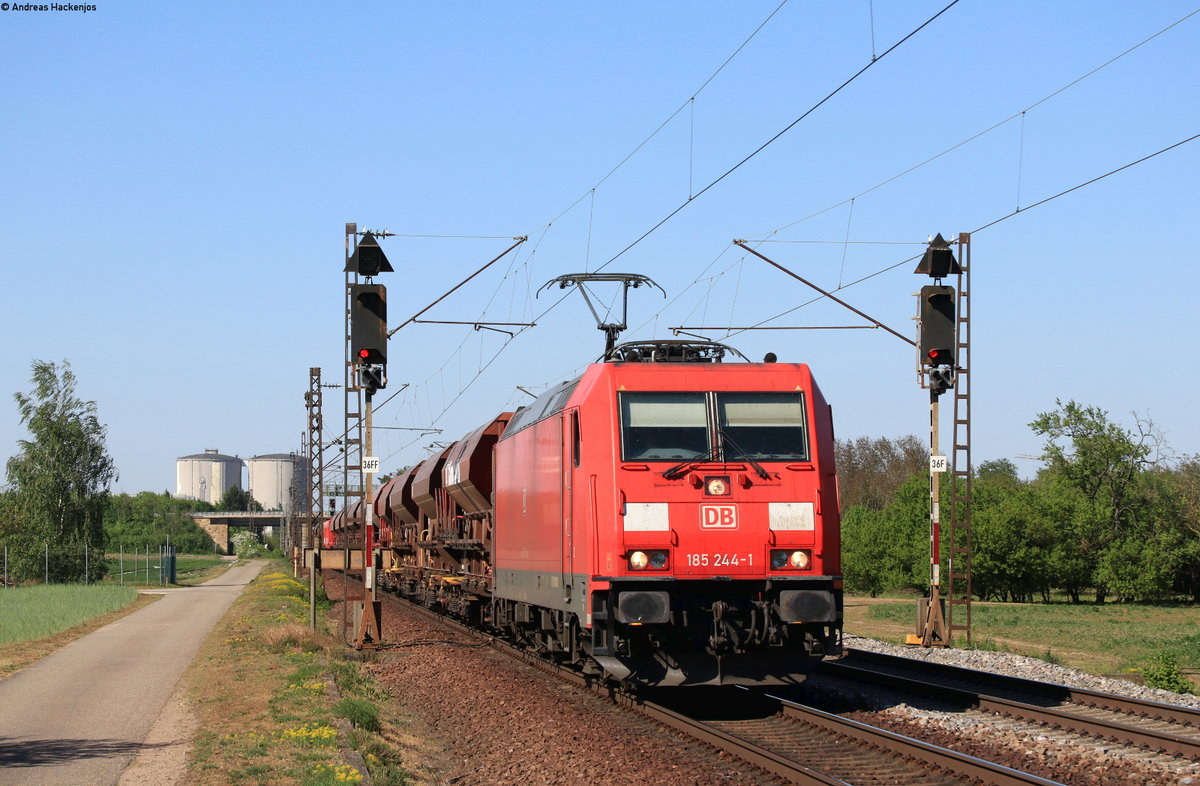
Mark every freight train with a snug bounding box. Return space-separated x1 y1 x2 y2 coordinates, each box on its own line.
325 339 842 686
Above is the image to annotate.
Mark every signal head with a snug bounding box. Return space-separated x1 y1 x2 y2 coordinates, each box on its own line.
918 284 955 368
350 284 387 367
926 347 953 366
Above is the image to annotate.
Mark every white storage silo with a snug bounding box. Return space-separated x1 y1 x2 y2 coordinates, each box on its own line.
247 453 306 512
176 449 245 505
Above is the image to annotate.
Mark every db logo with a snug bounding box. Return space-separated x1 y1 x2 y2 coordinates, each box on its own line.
700 504 738 529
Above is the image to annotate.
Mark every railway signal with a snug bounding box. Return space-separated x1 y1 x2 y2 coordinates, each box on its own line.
910 233 966 650
918 285 955 368
913 232 961 278
929 367 955 396
350 283 388 369
345 231 394 277
360 365 385 395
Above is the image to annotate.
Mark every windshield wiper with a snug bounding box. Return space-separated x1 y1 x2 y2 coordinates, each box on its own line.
718 430 771 480
662 445 720 480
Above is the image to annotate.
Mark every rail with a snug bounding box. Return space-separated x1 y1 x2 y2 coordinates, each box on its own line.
825 648 1200 760
371 584 1062 784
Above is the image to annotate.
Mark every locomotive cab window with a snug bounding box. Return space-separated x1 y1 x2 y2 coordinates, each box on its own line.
716 392 808 461
620 391 809 463
620 392 708 460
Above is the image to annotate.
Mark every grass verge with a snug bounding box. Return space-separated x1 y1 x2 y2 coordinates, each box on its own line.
185 563 410 785
845 595 1200 692
0 590 158 678
0 584 140 644
0 556 233 680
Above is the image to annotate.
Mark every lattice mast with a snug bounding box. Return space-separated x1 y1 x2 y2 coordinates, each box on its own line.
947 234 973 644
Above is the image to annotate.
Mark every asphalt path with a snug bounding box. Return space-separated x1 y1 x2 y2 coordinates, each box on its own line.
0 559 265 785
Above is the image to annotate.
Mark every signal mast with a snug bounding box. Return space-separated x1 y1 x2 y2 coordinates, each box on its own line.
910 233 962 647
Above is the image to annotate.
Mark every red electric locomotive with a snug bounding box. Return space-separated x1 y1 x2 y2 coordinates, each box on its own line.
373 339 842 686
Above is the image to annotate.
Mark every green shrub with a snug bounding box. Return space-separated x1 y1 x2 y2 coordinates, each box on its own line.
1035 647 1065 666
1142 652 1193 694
231 531 268 558
332 698 380 732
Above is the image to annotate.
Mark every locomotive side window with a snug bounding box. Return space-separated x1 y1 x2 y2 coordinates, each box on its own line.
504 378 581 437
571 410 581 467
716 392 808 461
620 392 708 460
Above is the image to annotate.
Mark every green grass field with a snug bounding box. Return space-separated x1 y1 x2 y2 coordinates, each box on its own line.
0 585 139 644
103 553 227 586
846 596 1200 687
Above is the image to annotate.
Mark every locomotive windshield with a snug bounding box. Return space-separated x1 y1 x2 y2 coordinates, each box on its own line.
716 392 808 461
620 392 709 460
620 391 809 462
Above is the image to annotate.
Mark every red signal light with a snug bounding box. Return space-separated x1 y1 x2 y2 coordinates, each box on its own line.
358 349 370 359
926 348 952 365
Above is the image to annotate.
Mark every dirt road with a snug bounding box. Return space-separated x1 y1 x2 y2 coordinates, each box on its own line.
0 559 264 785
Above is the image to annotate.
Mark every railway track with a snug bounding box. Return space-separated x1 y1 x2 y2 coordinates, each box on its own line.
822 648 1200 761
366 586 1063 784
637 687 1061 785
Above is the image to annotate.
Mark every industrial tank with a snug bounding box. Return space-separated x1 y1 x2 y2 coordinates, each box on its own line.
247 453 305 512
176 449 245 505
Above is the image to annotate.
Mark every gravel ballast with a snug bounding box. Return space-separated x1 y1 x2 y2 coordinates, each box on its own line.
844 633 1200 710
327 572 1199 785
327 578 774 785
833 634 1200 785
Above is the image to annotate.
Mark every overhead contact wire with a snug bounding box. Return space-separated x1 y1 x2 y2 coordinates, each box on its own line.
538 0 791 232
746 6 1199 239
972 131 1200 233
591 0 963 272
386 0 799 397
727 131 1200 337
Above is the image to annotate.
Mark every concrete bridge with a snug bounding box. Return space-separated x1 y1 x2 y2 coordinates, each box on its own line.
190 511 285 554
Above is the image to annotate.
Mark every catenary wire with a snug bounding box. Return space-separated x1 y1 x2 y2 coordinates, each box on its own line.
588 0 963 272
743 6 1199 240
374 6 1193 468
537 0 792 232
371 3 796 449
721 130 1200 339
374 2 959 444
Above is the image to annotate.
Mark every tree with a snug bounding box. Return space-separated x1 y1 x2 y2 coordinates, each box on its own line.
841 473 929 596
5 360 117 582
970 467 1054 602
217 485 262 512
840 507 892 597
1166 457 1200 602
104 491 216 553
835 434 926 511
1030 400 1161 603
1031 400 1158 526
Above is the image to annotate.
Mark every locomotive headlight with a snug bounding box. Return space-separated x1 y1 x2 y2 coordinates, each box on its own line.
704 476 731 496
770 549 812 570
628 549 669 571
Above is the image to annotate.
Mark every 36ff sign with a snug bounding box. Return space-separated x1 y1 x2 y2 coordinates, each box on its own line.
700 504 738 529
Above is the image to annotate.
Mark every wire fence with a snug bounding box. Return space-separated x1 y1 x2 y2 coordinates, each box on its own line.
2 543 179 587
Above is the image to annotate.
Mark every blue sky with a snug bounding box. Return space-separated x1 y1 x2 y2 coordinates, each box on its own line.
2 1 1197 494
